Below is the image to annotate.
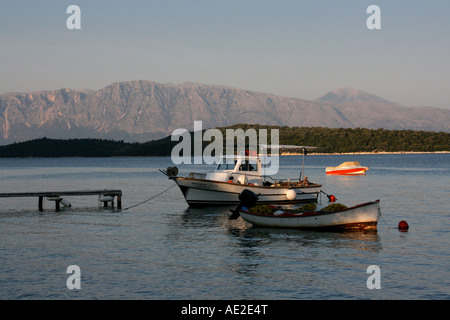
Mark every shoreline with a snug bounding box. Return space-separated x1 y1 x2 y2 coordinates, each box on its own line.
0 151 448 159
282 151 450 156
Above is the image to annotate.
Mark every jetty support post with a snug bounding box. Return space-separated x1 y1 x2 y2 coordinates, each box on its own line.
117 194 122 210
55 199 62 212
38 196 44 212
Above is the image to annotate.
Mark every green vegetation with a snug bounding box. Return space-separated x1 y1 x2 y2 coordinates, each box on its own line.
0 138 132 157
219 124 450 154
0 125 448 157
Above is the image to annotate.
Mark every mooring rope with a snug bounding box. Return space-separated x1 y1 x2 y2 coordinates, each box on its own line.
122 184 176 211
377 206 392 229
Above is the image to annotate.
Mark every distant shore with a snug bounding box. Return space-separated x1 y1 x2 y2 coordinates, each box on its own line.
282 151 450 156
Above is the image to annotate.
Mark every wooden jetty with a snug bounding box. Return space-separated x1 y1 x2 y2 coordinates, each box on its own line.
0 190 122 211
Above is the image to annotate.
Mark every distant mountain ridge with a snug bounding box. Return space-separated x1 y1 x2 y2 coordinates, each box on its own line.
316 86 401 105
1 80 449 145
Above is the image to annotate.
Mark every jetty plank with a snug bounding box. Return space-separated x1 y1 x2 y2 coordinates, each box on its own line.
0 190 122 211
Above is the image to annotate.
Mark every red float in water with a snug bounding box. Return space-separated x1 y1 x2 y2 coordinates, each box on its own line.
398 220 409 231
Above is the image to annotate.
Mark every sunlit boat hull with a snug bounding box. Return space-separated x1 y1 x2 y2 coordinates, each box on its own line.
325 167 369 175
175 177 321 207
325 161 369 175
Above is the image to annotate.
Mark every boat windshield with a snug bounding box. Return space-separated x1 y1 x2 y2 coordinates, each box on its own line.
239 160 257 172
337 161 361 168
216 161 237 171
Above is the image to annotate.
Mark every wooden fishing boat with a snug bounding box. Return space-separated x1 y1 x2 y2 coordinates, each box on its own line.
229 190 380 230
238 201 379 230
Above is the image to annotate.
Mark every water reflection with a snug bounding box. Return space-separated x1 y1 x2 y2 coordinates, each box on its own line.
168 205 383 285
178 206 234 226
228 224 381 251
170 205 382 253
226 225 382 283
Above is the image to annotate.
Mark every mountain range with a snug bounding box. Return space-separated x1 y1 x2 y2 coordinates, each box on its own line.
1 80 449 145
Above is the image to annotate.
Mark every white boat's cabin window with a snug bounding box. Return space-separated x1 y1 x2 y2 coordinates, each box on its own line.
239 160 257 172
215 160 237 171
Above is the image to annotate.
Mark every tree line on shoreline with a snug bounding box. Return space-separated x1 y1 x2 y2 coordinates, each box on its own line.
0 125 448 157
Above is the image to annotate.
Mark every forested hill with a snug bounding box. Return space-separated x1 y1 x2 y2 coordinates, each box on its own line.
226 125 450 153
0 126 448 157
0 138 133 157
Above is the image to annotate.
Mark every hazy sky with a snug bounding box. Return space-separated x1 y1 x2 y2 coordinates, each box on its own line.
1 0 449 108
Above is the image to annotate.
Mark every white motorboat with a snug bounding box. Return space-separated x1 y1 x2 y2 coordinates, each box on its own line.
325 161 369 175
161 146 322 207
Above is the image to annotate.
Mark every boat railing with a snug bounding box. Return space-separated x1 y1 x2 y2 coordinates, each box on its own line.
189 171 264 184
185 172 319 187
263 176 320 187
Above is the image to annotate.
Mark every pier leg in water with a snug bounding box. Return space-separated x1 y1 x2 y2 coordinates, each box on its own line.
55 199 61 212
117 195 122 210
38 196 44 212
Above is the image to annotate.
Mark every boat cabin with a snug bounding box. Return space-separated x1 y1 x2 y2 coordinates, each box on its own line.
206 155 263 185
185 145 318 186
186 155 265 185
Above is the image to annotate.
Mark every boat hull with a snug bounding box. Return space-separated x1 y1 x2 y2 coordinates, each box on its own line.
239 200 380 230
325 165 369 175
174 177 321 207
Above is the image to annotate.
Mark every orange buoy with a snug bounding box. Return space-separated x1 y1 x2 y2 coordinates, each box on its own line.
329 195 336 202
398 220 409 231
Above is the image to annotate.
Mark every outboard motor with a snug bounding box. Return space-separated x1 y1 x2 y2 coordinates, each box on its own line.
238 189 259 208
229 189 259 220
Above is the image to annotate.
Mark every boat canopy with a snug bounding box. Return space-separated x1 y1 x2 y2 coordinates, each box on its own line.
259 144 317 150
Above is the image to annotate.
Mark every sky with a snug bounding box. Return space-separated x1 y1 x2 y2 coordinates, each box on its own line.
1 0 449 108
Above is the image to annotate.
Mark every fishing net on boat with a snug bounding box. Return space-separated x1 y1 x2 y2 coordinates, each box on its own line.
299 203 317 211
249 203 318 215
249 205 275 215
320 203 348 212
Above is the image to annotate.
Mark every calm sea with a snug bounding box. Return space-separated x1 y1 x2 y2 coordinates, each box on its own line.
0 154 449 300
